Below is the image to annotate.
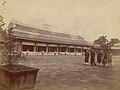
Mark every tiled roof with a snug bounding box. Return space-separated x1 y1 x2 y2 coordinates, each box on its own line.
10 20 94 46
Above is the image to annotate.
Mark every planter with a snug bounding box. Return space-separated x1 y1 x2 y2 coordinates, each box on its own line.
0 65 39 90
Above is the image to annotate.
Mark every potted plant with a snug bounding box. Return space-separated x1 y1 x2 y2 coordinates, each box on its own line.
0 14 39 90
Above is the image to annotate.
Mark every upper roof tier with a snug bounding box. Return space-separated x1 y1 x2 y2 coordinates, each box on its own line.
9 20 94 46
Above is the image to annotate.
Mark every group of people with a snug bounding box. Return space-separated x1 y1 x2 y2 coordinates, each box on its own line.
84 49 112 67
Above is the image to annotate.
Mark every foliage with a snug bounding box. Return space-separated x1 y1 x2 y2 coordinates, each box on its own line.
94 36 120 49
0 15 26 65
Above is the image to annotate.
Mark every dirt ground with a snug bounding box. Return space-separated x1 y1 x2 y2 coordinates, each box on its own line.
21 55 120 90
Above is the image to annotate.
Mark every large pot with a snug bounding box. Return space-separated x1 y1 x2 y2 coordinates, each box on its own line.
0 65 39 90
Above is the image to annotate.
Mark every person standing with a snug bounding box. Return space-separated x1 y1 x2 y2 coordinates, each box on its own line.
97 50 103 65
84 49 89 65
41 50 44 56
102 52 107 67
90 49 96 66
108 51 113 66
26 49 29 55
54 51 57 55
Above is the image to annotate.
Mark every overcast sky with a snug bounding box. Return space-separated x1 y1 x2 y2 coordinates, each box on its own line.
1 0 120 42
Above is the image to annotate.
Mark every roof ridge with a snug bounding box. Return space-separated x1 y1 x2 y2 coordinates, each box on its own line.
11 19 43 30
10 19 83 39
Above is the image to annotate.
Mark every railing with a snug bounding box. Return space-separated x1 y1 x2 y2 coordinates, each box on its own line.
22 51 83 56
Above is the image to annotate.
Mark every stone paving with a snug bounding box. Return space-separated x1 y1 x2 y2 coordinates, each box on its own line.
22 55 120 90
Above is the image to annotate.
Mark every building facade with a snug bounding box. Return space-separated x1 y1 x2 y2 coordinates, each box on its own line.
111 43 120 56
8 20 94 55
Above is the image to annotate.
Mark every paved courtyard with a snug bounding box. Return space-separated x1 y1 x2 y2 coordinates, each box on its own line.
22 55 120 90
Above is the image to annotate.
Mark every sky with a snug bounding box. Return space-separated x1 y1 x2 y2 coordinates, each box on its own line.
0 0 120 42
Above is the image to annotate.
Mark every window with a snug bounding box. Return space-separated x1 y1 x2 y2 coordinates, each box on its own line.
23 45 34 52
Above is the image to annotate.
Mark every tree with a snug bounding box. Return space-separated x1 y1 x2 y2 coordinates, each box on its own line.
94 36 120 50
0 1 25 65
0 15 26 65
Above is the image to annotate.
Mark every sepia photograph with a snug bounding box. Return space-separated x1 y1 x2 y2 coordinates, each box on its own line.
0 0 120 90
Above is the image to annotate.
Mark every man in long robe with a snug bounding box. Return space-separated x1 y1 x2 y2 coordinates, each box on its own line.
90 49 96 66
97 50 103 65
84 49 89 64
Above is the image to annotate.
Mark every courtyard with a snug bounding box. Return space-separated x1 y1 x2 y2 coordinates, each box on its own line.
20 55 120 90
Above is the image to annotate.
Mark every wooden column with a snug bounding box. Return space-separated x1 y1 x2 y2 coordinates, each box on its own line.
81 46 82 53
74 46 76 55
66 46 68 52
59 46 61 52
18 41 22 51
57 45 59 52
49 46 50 52
74 46 76 52
21 41 23 51
34 43 37 52
46 44 48 53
